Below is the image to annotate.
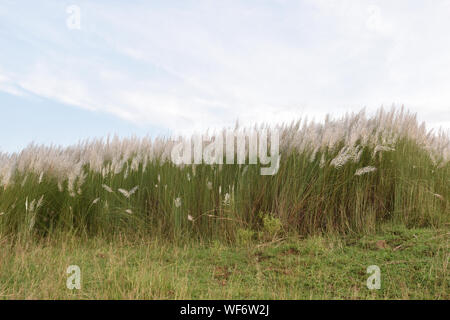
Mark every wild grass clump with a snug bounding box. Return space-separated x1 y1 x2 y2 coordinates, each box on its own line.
0 107 448 242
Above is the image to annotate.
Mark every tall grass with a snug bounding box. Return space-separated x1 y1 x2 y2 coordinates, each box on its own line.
0 107 448 242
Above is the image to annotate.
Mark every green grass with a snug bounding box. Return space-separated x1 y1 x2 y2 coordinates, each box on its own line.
0 225 447 299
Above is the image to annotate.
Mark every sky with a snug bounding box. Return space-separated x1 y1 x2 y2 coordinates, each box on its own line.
1 0 450 153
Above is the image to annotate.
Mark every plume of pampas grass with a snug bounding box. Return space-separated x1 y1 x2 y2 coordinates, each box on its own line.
118 186 138 198
373 145 395 158
102 184 113 193
174 197 182 208
355 166 377 176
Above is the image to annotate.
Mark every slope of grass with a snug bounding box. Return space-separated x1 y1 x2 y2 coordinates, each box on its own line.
0 225 447 299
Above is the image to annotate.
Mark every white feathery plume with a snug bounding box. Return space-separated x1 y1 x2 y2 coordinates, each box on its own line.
355 166 377 176
223 193 231 206
38 171 44 184
129 186 139 196
102 184 113 193
372 145 395 158
319 153 326 168
433 193 444 201
118 188 130 198
117 186 139 198
36 195 44 210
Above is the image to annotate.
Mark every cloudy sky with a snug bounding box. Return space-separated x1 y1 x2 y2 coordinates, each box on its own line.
1 0 449 153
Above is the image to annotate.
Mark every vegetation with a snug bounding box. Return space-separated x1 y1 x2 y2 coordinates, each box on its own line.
0 225 447 299
0 107 448 241
0 107 448 299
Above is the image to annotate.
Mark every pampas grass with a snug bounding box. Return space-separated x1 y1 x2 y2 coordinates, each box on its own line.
0 107 448 241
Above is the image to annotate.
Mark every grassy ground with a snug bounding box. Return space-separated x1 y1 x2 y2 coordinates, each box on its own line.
0 224 447 300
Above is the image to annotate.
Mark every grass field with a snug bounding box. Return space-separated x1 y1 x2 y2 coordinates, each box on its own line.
0 225 447 299
0 107 448 299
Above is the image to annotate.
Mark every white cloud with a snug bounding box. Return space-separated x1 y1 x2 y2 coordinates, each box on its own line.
0 0 449 134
